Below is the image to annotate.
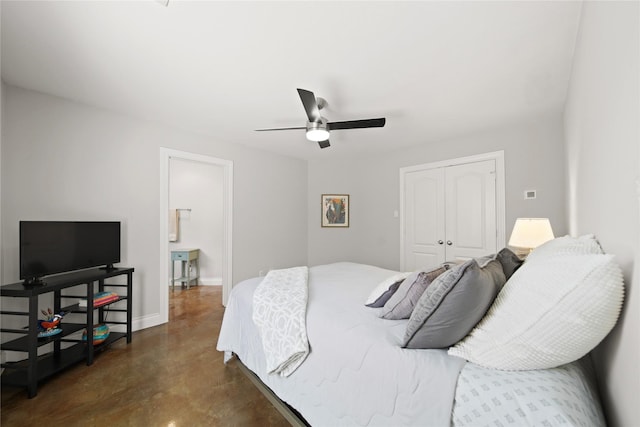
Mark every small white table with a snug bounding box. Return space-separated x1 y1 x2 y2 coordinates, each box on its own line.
171 248 200 290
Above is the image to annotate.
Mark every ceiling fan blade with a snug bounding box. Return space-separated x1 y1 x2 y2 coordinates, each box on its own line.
318 140 330 149
254 126 306 131
328 118 386 130
297 88 321 122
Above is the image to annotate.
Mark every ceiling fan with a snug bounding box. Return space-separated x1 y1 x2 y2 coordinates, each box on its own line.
255 88 386 149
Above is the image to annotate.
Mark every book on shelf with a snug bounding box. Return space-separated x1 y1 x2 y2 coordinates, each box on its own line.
79 291 120 308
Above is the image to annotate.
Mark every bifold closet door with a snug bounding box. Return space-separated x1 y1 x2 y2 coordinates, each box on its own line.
402 159 497 271
403 167 446 271
444 160 497 262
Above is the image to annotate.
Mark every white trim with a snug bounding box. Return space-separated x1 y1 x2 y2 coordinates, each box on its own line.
399 151 506 271
159 148 233 325
400 151 506 173
164 278 222 286
196 277 223 286
105 313 163 333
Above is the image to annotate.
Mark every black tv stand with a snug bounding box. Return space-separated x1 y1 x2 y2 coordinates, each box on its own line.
99 264 115 271
1 267 134 398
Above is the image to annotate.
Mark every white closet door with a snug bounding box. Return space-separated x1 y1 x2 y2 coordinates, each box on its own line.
444 160 497 261
403 168 446 271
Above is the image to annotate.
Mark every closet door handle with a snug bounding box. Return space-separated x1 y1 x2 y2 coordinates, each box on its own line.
446 240 453 246
438 240 444 245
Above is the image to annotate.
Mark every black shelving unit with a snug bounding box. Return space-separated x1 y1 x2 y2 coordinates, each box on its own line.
0 267 134 398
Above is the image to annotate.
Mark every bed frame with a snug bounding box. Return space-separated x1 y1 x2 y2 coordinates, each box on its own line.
233 355 309 427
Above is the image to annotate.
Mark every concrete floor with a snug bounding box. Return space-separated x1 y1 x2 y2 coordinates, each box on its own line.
1 286 288 426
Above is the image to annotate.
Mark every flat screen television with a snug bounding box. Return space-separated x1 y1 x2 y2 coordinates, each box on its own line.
20 221 121 285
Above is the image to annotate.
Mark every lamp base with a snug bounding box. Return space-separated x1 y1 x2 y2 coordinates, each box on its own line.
510 247 532 260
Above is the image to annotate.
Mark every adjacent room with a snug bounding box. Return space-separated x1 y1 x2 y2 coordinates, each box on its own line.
0 1 638 426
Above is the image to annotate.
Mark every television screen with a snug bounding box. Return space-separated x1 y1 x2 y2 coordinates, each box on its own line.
20 221 121 282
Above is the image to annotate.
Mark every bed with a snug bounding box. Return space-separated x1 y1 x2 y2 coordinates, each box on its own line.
217 235 622 426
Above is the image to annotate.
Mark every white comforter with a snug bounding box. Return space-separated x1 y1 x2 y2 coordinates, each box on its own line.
217 262 466 426
252 266 309 376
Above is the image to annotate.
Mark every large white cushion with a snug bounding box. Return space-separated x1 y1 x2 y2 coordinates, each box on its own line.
448 253 624 370
526 234 603 263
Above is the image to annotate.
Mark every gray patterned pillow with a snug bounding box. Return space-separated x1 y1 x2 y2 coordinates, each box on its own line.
403 258 506 349
452 358 606 426
380 267 447 320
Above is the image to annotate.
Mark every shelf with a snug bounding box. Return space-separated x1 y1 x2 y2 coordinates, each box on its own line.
1 328 28 334
0 267 134 397
96 331 126 348
0 335 126 388
0 267 135 297
0 323 86 352
60 331 126 347
0 310 29 316
62 303 81 313
1 343 86 387
69 296 127 312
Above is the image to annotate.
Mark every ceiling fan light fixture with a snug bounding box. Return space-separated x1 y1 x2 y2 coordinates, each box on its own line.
306 119 329 142
306 128 330 142
255 88 386 149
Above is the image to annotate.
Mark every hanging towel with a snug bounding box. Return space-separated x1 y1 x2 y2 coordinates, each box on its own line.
169 209 179 242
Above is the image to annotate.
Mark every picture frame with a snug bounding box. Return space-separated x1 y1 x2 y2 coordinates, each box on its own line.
321 194 350 227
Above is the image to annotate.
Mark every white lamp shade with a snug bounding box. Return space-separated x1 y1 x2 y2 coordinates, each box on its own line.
508 218 554 249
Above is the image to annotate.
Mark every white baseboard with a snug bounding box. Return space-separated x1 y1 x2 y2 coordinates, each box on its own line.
168 277 222 286
131 313 163 332
102 313 163 333
199 277 222 286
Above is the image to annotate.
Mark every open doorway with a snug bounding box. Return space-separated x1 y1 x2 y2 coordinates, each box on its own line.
159 148 233 325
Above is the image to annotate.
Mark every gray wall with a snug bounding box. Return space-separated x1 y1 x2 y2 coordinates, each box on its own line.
1 85 308 328
307 115 567 270
564 2 639 426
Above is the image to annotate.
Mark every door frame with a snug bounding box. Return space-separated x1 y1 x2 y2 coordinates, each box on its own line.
159 148 233 323
399 151 505 271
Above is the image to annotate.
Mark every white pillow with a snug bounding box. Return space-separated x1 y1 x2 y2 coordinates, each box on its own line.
448 254 624 370
526 234 603 263
364 272 411 306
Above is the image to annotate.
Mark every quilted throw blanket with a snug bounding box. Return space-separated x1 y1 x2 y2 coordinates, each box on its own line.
252 266 310 377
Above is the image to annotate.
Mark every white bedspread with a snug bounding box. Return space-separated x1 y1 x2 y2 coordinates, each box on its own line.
252 266 309 377
217 262 466 426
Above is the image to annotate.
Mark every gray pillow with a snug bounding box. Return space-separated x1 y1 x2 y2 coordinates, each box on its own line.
402 258 506 349
380 267 447 320
497 247 524 280
365 279 404 308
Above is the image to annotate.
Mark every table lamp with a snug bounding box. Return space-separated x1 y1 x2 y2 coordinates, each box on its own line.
508 218 554 257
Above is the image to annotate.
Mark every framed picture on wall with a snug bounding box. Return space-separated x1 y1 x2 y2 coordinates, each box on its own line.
321 194 350 227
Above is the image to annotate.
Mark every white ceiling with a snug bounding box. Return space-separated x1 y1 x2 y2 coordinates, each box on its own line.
1 1 582 160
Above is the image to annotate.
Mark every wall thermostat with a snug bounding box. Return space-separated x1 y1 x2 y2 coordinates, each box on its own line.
524 190 537 199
